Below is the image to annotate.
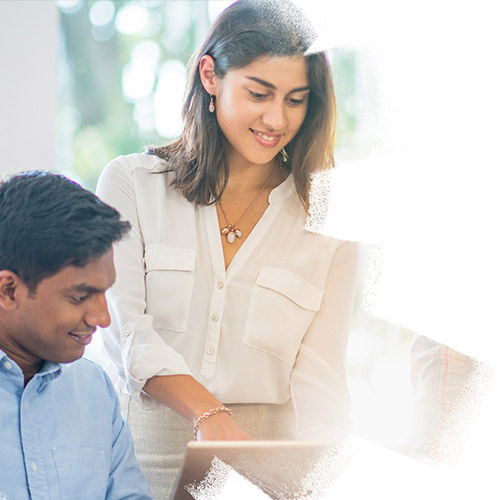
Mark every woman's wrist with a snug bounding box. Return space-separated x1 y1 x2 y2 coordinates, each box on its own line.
143 375 225 421
193 406 233 439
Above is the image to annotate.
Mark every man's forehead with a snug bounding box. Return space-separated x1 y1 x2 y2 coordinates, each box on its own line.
45 251 116 291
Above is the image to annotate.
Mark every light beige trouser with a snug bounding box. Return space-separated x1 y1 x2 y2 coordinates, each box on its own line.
119 393 296 500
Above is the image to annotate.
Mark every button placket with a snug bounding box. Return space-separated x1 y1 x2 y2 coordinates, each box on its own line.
201 315 220 378
200 278 226 379
21 387 50 497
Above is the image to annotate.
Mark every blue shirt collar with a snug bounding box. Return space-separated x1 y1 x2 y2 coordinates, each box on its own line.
0 347 62 387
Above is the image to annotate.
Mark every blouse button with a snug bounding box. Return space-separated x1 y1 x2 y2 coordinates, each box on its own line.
210 314 219 322
217 281 224 289
206 346 214 355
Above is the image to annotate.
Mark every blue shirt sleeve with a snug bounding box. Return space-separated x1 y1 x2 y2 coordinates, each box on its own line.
102 371 153 500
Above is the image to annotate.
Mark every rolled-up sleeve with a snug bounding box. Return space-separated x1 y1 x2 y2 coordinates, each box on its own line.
290 240 359 440
97 156 192 409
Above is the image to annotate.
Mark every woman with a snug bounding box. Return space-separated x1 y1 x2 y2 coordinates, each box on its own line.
97 0 358 496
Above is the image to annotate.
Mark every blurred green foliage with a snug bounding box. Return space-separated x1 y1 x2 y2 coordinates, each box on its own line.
58 0 207 189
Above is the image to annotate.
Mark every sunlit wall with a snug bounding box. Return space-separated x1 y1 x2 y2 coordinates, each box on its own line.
0 1 59 176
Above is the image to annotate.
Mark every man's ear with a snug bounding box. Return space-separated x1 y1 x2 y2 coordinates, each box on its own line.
199 54 219 96
0 271 24 310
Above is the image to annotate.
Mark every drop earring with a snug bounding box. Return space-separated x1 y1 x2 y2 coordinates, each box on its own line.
279 148 289 163
209 95 215 113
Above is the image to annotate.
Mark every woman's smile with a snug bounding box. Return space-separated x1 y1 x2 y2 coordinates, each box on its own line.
250 128 282 148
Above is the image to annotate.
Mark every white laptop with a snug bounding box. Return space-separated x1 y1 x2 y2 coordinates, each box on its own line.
169 440 344 499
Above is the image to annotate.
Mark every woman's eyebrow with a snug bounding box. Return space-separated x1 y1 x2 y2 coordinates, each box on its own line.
245 76 310 93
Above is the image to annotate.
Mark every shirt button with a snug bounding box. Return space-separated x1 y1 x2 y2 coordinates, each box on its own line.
217 281 224 289
124 328 132 337
31 462 38 472
206 346 214 355
4 361 13 370
211 314 219 322
24 402 28 410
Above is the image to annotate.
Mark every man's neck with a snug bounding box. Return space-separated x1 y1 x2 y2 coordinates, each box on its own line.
0 341 43 386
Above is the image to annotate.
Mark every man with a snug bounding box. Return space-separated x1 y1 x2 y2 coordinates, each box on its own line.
0 171 152 499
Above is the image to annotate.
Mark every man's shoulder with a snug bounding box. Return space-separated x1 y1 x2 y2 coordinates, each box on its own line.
62 356 104 374
60 358 115 397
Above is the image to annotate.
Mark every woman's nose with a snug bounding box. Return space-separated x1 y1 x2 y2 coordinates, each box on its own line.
262 100 286 131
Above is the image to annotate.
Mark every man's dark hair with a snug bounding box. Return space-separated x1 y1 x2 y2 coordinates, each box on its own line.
0 170 130 292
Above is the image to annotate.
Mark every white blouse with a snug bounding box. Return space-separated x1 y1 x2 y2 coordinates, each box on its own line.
96 153 358 438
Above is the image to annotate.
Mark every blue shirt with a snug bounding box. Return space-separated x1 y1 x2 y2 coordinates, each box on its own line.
0 349 153 500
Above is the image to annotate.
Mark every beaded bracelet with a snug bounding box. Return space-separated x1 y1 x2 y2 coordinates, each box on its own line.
193 406 233 439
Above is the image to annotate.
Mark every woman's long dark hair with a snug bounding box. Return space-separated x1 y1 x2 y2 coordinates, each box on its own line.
151 0 336 208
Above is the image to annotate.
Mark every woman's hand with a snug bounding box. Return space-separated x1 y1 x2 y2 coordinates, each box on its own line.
196 411 251 441
143 374 251 441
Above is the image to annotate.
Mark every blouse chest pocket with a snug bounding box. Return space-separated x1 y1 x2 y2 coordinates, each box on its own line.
243 267 324 366
144 244 196 333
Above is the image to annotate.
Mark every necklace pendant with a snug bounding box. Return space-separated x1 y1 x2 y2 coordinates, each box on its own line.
222 226 242 244
218 161 277 245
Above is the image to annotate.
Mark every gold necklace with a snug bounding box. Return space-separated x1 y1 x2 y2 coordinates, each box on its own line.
218 162 279 244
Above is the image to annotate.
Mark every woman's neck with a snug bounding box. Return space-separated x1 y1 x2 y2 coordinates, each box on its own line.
224 152 287 194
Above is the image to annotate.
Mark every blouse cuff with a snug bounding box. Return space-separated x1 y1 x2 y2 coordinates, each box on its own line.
120 322 193 410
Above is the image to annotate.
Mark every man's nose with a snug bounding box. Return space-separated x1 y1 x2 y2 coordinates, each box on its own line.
85 294 111 329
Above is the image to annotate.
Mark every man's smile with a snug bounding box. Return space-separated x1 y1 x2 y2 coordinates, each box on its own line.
68 331 94 346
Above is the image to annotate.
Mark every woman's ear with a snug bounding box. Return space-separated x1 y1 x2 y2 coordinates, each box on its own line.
0 271 23 311
199 54 219 96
